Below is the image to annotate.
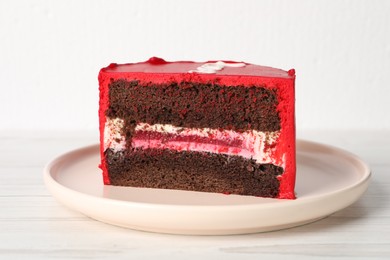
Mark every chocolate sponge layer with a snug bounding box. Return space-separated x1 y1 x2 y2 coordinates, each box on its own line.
106 79 280 133
105 148 283 198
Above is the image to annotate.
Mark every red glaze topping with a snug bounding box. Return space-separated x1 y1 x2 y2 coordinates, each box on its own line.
101 57 294 79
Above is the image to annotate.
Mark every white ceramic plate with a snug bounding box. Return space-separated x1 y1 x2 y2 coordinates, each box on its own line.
44 140 370 235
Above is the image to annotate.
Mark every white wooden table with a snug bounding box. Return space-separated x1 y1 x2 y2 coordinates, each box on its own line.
1 130 389 259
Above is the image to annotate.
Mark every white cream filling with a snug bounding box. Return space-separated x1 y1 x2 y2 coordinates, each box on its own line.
104 118 126 152
188 61 246 74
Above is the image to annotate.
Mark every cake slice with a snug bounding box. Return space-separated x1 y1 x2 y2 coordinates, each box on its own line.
98 57 296 199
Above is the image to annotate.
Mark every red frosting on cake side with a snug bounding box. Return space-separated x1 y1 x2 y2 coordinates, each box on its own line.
275 75 296 199
98 57 296 198
98 73 110 185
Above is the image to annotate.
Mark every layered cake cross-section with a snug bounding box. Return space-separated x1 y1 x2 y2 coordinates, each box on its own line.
98 57 296 199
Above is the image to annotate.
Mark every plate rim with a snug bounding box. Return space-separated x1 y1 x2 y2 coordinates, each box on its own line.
43 139 371 234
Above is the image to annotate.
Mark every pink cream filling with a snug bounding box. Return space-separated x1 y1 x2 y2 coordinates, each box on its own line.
132 123 279 164
132 130 254 159
104 120 281 165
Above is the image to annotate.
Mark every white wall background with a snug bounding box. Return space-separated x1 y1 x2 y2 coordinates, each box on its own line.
0 0 389 131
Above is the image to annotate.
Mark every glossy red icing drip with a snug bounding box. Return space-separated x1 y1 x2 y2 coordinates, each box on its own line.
147 57 168 65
